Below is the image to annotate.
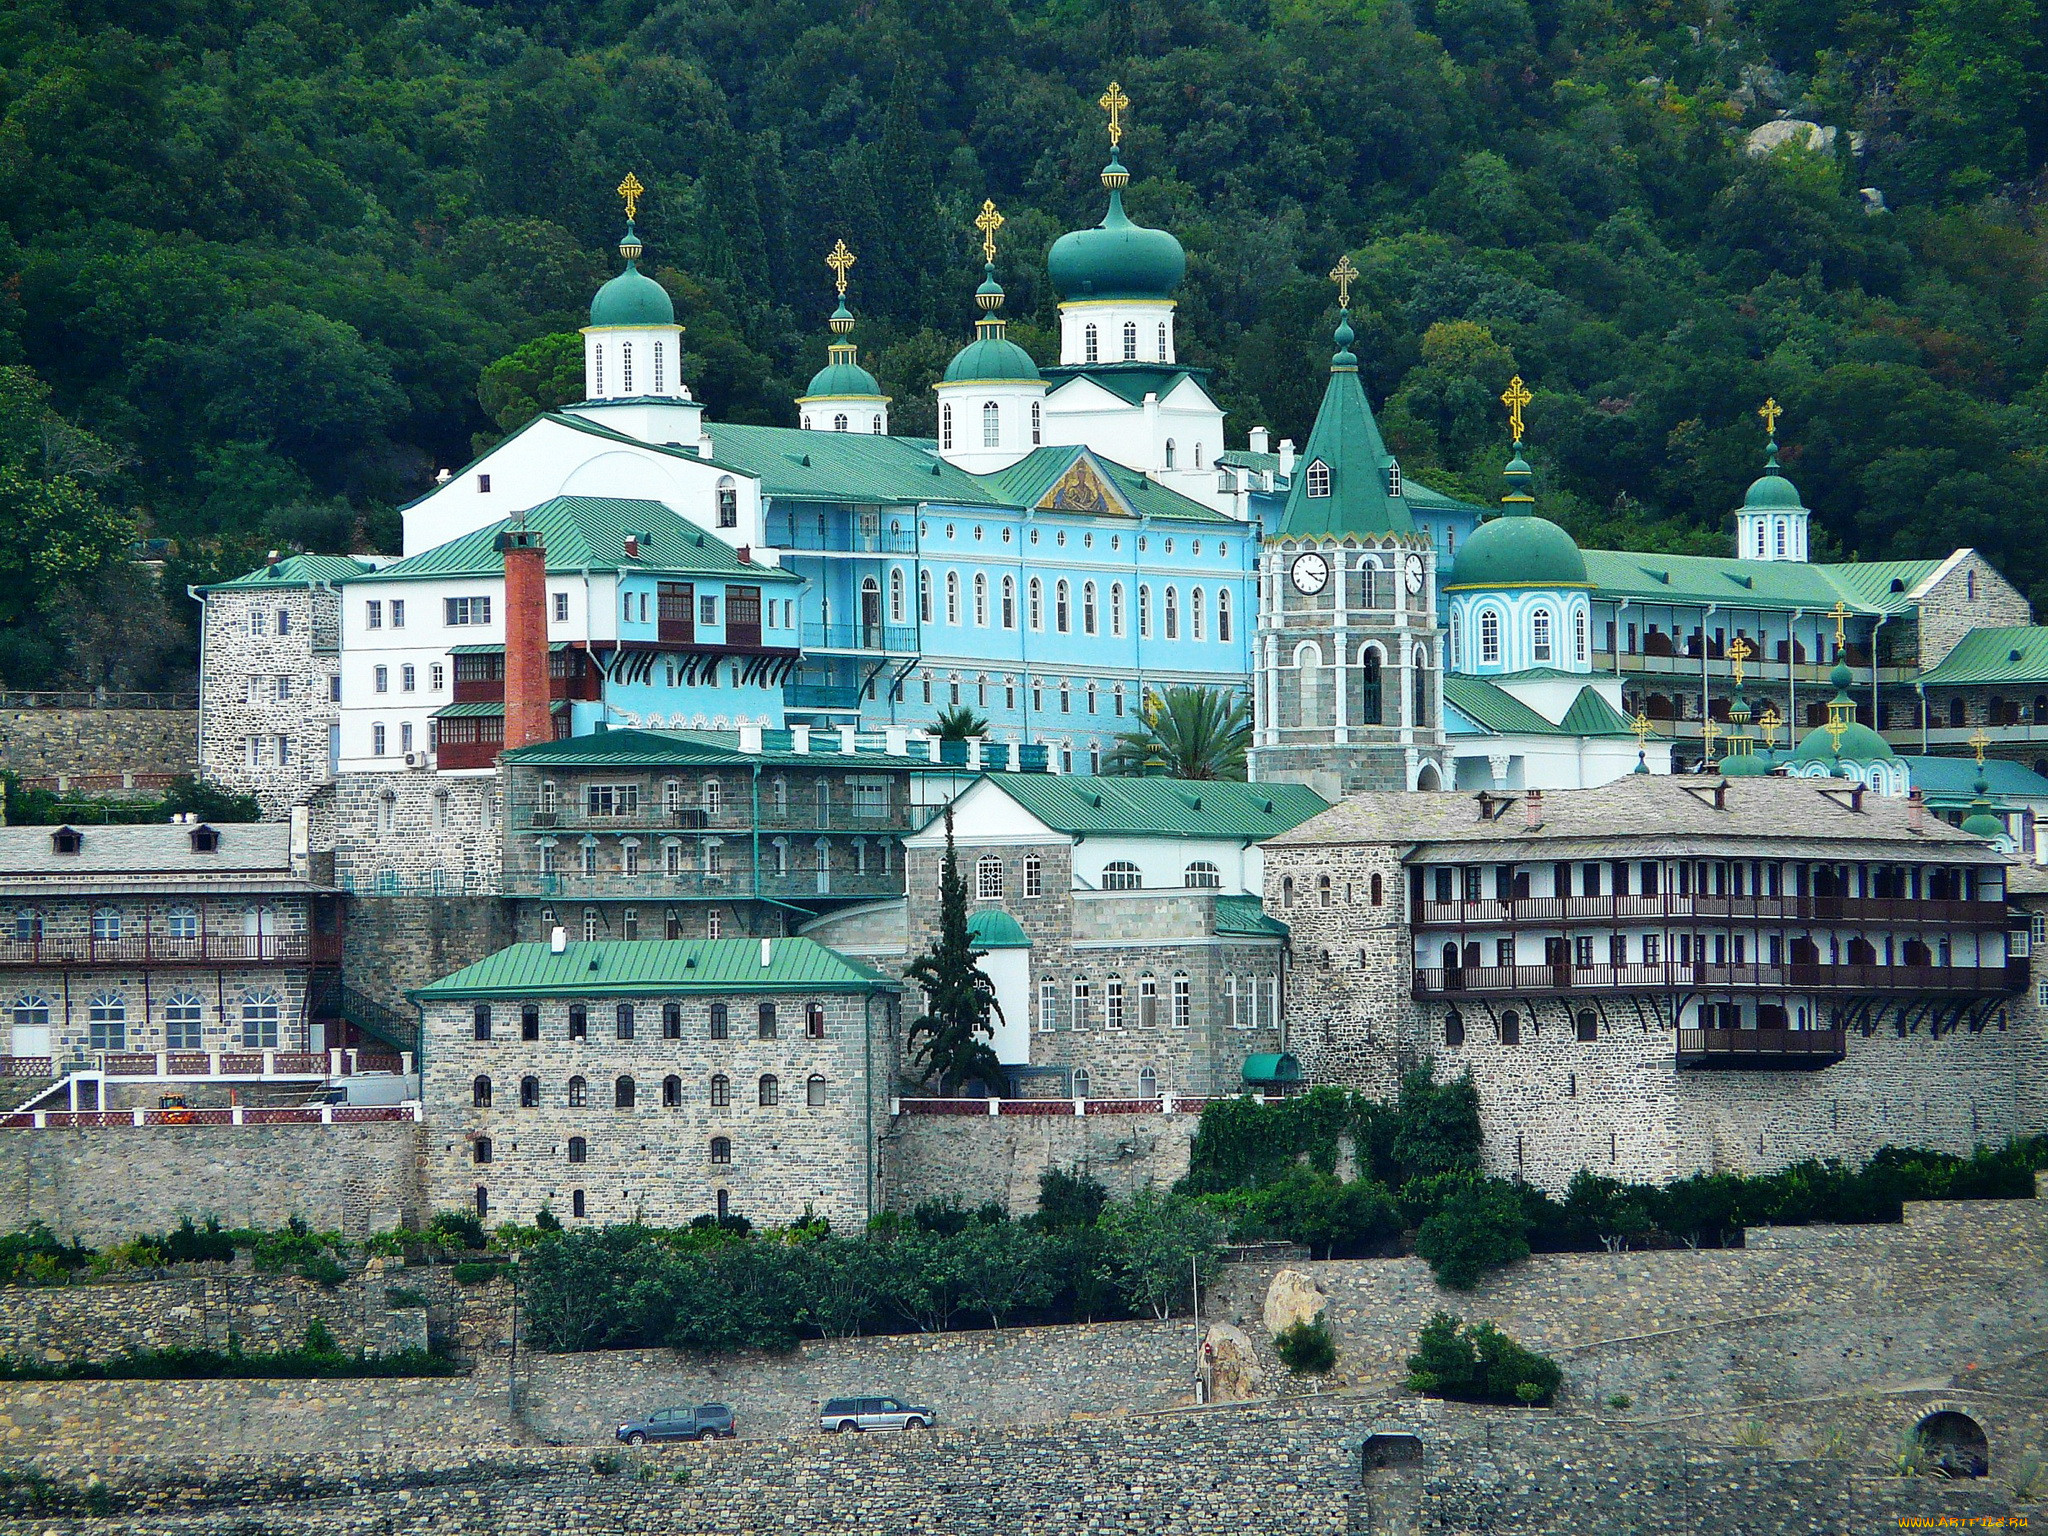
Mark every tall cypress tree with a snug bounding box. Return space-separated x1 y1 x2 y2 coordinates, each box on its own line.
904 808 1007 1096
873 58 942 320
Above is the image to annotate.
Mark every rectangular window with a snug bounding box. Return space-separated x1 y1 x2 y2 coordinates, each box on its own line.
1038 981 1057 1033
329 676 341 703
372 723 386 756
430 664 444 692
1105 978 1125 1031
473 1005 492 1041
1642 933 1661 965
374 666 388 693
365 601 382 629
1496 937 1514 968
701 596 717 627
391 599 405 628
401 665 416 692
1139 977 1159 1028
275 675 292 700
758 1002 777 1039
1172 976 1191 1028
1071 981 1091 1031
1573 936 1594 968
276 734 291 764
522 1006 540 1041
584 784 641 817
445 596 492 626
478 474 491 492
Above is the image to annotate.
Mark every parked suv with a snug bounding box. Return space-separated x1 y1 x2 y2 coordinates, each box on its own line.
616 1403 735 1444
819 1396 934 1433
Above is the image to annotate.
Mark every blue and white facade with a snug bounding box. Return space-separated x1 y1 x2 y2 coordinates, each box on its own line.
1445 585 1596 677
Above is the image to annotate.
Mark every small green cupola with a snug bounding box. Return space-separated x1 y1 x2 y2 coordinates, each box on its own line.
797 238 890 434
1959 775 2008 841
1046 85 1187 306
1735 397 1811 562
1791 662 1897 771
581 174 689 407
933 200 1046 469
589 206 677 329
1444 387 1588 593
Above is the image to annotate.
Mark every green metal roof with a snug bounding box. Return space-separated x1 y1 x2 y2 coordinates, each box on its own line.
1214 894 1288 938
1913 626 2048 688
956 775 1328 840
431 700 568 718
356 498 799 586
979 446 1230 524
500 726 927 771
1443 677 1567 735
703 424 1003 505
200 554 378 592
1579 550 1940 613
1241 1051 1302 1085
1556 686 1638 738
965 909 1031 949
1042 364 1214 407
412 938 896 1001
1899 753 2048 804
1275 324 1414 539
1217 451 1483 516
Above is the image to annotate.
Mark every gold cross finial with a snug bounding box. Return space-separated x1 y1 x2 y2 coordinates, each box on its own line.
1701 717 1722 764
1970 727 1991 767
1827 600 1851 651
826 239 855 297
1329 254 1359 310
1725 635 1752 687
1501 375 1533 444
974 200 1004 265
617 172 644 221
1099 81 1130 148
1823 711 1848 754
1630 710 1655 745
1758 703 1782 747
1759 397 1782 437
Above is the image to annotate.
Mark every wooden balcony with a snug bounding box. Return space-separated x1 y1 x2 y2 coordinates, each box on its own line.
1413 961 2019 999
1414 895 2007 929
0 933 338 969
1676 1027 1845 1070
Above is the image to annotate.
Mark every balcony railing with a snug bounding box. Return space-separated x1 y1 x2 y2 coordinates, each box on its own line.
1676 1027 1846 1069
0 933 338 967
800 623 920 654
0 1104 422 1130
513 801 916 835
1414 895 2007 929
1413 961 2019 999
768 524 917 555
512 868 907 901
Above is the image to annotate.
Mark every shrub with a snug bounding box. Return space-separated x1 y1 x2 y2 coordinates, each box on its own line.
588 1451 620 1476
1031 1167 1108 1230
452 1260 503 1286
300 1254 348 1288
2007 1454 2045 1502
1274 1318 1338 1375
425 1210 487 1251
1405 1311 1560 1406
1413 1178 1531 1289
1606 1392 1633 1412
158 1216 236 1265
1249 1166 1401 1259
301 1318 339 1356
384 1287 428 1310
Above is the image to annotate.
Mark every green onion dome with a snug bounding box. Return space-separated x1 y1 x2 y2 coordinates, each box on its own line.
941 266 1041 383
1445 443 1588 591
1960 778 2006 840
1742 441 1806 510
1791 662 1896 765
1047 153 1186 302
589 221 676 327
805 356 883 397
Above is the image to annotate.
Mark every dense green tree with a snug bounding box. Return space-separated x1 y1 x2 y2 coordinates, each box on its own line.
1102 686 1250 780
902 809 1007 1095
1413 1177 1533 1289
477 333 585 438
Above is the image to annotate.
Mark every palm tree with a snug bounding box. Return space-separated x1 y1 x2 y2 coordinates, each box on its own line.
933 705 989 740
1102 686 1250 780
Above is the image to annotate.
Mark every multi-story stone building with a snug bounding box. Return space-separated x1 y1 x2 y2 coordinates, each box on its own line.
411 936 899 1229
876 775 1327 1098
191 555 378 815
1262 774 2035 1190
0 820 343 1064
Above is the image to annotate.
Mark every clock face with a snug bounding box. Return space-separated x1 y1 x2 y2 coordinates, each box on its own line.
1290 552 1330 595
1404 554 1425 594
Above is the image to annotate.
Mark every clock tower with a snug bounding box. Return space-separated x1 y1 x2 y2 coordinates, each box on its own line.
1250 263 1446 795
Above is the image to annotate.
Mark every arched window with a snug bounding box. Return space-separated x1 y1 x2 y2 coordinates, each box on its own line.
1084 324 1099 363
567 1136 587 1163
621 341 634 394
1055 580 1070 632
1498 1010 1522 1047
1775 520 1787 558
973 572 988 626
1001 575 1016 628
615 1003 635 1040
1109 583 1125 636
709 1003 729 1040
1028 577 1043 630
1531 610 1553 663
164 991 203 1050
653 340 664 393
472 1075 492 1108
1318 875 1332 907
12 909 42 943
1072 1068 1091 1099
946 570 960 624
165 906 198 943
1103 860 1141 891
806 1001 825 1038
1387 461 1402 497
90 906 120 942
240 990 280 1048
981 400 1000 448
594 344 604 394
890 567 905 622
1479 609 1502 665
663 1074 682 1108
807 1074 826 1107
1030 401 1042 444
1217 588 1231 642
1191 588 1204 641
1082 581 1098 634
567 1075 587 1106
833 412 848 432
919 569 932 623
758 1074 779 1107
1164 586 1179 640
87 992 126 1052
520 1075 540 1108
710 1073 730 1107
710 1136 732 1165
663 1002 681 1039
1445 1011 1465 1047
940 402 953 450
1138 585 1151 637
1305 460 1331 497
1282 877 1295 908
716 477 737 528
977 854 1004 899
614 1075 636 1109
474 1136 493 1164
1024 854 1043 896
1371 873 1384 905
1574 609 1589 663
1164 438 1177 470
1184 861 1222 888
1156 322 1168 361
1122 320 1138 360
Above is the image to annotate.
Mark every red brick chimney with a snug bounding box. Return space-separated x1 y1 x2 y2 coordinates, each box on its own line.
498 523 550 753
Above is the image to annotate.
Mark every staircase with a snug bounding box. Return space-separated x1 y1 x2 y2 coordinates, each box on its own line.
308 976 418 1056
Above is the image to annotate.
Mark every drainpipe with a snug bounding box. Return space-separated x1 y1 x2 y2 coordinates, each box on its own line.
1916 680 1929 753
187 583 208 775
750 760 761 910
1700 602 1719 764
1613 598 1629 684
1788 607 1803 746
863 987 876 1221
1869 613 1888 742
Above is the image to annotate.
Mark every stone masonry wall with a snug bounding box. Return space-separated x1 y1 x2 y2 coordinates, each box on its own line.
0 1270 427 1363
0 1122 424 1244
1914 549 2032 668
0 708 196 780
341 894 516 1021
199 585 342 817
884 1108 1195 1214
322 771 503 893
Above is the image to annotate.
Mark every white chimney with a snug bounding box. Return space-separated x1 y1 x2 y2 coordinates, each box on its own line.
550 926 567 954
1278 438 1297 476
885 726 908 756
838 724 859 754
1249 426 1270 455
759 937 772 968
737 722 763 754
791 724 811 754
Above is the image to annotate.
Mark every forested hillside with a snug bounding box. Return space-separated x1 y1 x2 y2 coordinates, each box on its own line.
1 0 2045 685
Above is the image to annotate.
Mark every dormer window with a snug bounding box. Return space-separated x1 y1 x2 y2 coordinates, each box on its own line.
1305 459 1332 498
189 825 220 854
50 827 81 855
1386 461 1402 497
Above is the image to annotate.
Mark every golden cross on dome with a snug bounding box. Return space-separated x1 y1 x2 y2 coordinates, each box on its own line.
1701 717 1722 763
1630 710 1655 745
826 239 855 296
1823 710 1848 754
1970 727 1991 767
1827 600 1851 651
1099 81 1130 148
975 200 1004 264
1726 634 1752 687
1759 397 1782 437
617 172 644 221
1502 375 1533 444
1329 254 1359 309
1758 703 1782 747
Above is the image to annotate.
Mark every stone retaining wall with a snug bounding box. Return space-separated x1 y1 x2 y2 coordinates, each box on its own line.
0 1122 424 1244
884 1108 1195 1213
0 709 197 780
